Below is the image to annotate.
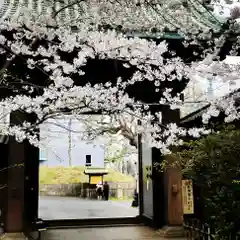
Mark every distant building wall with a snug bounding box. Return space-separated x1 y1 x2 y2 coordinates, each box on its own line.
40 143 105 167
39 118 105 167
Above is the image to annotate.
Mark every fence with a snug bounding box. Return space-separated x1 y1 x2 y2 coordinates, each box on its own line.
182 180 240 240
184 218 240 240
81 188 134 199
39 182 135 199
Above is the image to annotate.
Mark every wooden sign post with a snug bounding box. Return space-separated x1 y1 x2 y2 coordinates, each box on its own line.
182 180 194 215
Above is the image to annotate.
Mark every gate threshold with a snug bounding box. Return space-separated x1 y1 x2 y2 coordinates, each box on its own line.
45 216 142 229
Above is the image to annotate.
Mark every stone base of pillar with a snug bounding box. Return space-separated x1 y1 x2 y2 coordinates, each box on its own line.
156 226 185 239
0 233 26 240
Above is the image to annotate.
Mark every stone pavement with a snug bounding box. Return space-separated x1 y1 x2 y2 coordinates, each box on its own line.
39 196 138 219
41 226 163 240
0 226 186 240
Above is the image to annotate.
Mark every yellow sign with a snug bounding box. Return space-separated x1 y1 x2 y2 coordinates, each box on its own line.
182 180 194 214
90 176 102 184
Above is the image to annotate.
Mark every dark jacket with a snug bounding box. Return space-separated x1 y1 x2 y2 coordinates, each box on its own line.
103 184 109 193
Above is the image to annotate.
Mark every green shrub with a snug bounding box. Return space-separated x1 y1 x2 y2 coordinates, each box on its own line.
177 129 240 237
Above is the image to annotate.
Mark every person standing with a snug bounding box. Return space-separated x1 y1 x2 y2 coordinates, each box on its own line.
103 181 109 201
96 182 103 200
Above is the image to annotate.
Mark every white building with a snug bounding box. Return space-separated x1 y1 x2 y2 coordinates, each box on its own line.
39 118 105 168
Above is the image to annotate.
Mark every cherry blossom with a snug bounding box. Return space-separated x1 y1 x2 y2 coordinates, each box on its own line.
0 0 223 34
0 6 239 155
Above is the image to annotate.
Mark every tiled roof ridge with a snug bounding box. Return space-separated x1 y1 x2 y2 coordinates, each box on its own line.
0 0 220 36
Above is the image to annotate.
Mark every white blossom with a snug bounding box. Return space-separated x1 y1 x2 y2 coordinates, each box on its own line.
0 6 238 155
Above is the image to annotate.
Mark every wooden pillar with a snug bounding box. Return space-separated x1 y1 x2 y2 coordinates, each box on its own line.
23 140 39 234
156 166 184 238
1 111 39 239
157 106 184 238
2 111 26 239
5 137 25 234
0 137 9 233
165 167 183 226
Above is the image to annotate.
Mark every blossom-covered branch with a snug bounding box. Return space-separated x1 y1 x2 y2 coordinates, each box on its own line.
0 8 239 154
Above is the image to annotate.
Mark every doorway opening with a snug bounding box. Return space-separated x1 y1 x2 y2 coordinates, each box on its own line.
38 115 140 221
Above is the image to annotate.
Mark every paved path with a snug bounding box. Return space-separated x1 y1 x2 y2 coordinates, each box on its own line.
41 226 162 240
39 196 139 220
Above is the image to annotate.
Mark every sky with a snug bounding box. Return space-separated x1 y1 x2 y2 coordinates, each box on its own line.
213 0 240 20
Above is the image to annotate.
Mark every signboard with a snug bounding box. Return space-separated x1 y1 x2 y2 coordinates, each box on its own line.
90 176 102 185
232 177 240 191
182 180 194 214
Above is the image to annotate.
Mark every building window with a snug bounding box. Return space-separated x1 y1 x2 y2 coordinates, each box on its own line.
85 155 92 166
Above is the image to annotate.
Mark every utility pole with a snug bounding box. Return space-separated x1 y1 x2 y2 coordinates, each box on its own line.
207 78 214 101
68 118 72 166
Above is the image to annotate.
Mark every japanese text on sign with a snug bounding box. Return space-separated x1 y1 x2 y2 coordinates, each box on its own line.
182 180 194 214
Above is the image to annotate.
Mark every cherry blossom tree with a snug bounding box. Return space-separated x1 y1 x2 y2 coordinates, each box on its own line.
39 115 137 174
0 0 240 156
50 0 240 128
72 114 138 147
0 12 188 154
